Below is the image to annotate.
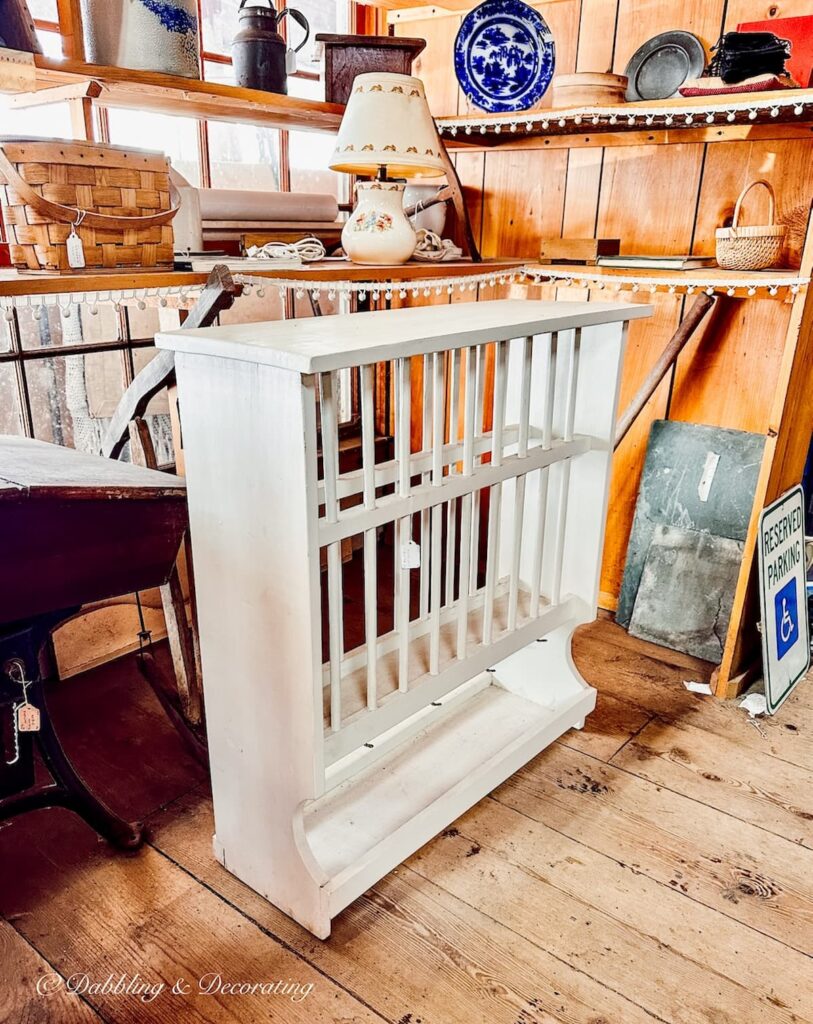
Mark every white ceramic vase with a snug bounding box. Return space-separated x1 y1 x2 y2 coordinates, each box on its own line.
80 0 200 79
342 182 417 266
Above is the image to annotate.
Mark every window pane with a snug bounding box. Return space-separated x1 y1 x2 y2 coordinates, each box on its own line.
19 304 121 351
0 97 72 138
28 350 125 450
106 109 202 186
287 78 345 198
200 0 240 57
36 28 62 57
203 58 234 86
0 367 22 435
294 0 349 73
26 0 58 20
0 315 11 353
207 120 280 190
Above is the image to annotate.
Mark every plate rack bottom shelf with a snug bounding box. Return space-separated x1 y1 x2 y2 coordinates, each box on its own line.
212 616 596 937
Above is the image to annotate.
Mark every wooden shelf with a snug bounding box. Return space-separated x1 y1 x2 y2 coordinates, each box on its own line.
438 89 813 147
0 49 344 132
525 264 808 298
0 259 524 299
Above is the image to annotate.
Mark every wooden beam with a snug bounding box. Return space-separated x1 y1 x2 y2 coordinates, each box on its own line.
55 0 86 61
716 202 813 698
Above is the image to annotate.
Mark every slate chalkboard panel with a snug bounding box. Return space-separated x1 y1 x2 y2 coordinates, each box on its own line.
628 525 744 662
617 420 765 628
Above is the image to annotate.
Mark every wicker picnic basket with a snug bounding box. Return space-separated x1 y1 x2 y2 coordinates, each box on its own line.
716 179 785 271
0 137 179 273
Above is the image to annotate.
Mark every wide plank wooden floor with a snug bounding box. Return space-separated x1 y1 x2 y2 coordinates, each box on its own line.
1 616 811 1024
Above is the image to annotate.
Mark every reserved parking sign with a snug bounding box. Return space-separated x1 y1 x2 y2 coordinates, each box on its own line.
758 485 810 713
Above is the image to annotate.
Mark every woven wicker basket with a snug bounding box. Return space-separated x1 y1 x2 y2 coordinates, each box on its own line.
716 179 785 271
0 137 179 274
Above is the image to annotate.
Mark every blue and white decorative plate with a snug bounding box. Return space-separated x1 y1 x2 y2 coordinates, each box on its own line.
454 0 555 113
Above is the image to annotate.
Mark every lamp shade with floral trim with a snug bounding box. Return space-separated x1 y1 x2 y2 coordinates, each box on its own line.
328 73 447 178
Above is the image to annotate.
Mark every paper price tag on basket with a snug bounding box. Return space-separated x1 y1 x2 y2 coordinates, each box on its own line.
67 225 86 269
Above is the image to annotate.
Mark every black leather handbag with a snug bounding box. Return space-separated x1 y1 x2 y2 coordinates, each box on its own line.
706 31 791 83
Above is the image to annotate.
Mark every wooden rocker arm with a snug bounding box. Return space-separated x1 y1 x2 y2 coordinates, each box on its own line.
100 265 243 460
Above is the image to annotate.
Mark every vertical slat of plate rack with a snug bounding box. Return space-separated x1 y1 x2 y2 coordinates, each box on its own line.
457 345 477 659
445 349 461 607
361 363 377 711
397 357 412 691
551 329 581 605
482 339 508 644
429 350 444 676
508 337 533 631
530 332 558 618
419 354 432 621
470 345 486 595
320 370 343 731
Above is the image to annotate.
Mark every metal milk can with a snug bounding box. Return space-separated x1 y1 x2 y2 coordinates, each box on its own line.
232 0 310 95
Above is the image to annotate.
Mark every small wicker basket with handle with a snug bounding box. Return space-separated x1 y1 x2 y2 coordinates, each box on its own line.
716 179 785 271
0 137 179 274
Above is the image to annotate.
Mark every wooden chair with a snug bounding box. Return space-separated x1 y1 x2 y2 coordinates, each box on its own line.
99 266 243 736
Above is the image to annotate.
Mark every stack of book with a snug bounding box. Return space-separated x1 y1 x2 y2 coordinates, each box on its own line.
596 255 717 270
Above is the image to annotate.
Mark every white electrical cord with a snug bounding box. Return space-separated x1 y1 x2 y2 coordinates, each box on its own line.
246 236 327 262
412 228 464 262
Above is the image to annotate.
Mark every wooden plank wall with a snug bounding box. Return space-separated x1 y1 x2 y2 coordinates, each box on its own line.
398 0 813 610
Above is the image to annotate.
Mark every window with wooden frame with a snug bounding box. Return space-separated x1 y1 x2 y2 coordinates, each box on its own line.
0 0 366 448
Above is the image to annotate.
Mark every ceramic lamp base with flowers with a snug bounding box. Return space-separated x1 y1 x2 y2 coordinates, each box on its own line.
329 73 447 267
341 182 417 266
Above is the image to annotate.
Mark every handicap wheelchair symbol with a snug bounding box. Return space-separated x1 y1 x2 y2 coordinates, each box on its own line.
774 578 799 661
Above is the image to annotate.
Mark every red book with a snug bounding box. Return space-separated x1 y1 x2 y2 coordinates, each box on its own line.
738 15 813 87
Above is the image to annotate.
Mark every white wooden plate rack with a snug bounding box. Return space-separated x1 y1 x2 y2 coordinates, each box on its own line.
158 298 650 938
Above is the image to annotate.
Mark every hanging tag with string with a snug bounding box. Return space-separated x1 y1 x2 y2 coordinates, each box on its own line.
4 661 39 767
10 661 39 733
67 210 87 269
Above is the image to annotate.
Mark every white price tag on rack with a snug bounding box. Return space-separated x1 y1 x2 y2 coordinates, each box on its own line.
401 540 421 570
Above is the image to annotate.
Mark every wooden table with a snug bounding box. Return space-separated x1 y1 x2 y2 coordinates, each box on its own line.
0 436 187 846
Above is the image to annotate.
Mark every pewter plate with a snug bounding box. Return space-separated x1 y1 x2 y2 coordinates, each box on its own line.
624 30 706 101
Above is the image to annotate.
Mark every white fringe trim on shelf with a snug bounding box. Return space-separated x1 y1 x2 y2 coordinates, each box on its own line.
234 268 521 301
1 284 205 320
524 267 810 297
437 92 813 136
1 266 808 317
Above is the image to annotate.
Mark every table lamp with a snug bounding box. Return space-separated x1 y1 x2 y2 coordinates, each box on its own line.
329 72 447 265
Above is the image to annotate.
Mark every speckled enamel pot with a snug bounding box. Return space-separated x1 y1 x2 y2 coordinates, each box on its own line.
80 0 200 79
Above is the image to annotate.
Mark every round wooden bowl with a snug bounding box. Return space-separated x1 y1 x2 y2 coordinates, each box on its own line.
551 73 629 108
